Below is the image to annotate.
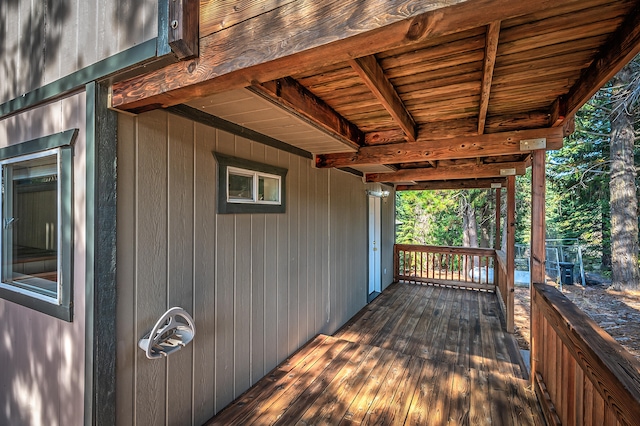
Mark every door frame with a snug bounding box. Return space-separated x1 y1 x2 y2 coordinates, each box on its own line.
368 195 382 300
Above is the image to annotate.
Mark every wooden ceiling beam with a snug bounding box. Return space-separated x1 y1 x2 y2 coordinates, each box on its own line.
365 161 527 183
349 55 417 141
110 0 584 113
250 77 364 150
396 178 507 191
563 0 640 120
316 127 564 168
478 21 501 135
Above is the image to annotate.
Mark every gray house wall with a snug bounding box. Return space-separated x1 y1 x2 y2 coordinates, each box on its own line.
0 0 158 104
0 91 87 426
116 109 392 425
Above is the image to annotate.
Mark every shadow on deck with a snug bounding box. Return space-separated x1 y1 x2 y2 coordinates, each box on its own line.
206 283 543 425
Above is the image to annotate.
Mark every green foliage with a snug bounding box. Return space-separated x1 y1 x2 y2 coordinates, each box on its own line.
395 190 462 246
395 188 496 247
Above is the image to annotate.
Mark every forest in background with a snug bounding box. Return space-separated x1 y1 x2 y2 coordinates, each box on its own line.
396 55 640 285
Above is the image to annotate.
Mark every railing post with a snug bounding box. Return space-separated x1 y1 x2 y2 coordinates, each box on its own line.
530 150 546 384
393 244 399 282
495 186 502 251
506 175 515 333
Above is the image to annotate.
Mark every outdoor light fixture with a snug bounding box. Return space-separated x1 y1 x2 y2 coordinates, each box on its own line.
366 190 390 198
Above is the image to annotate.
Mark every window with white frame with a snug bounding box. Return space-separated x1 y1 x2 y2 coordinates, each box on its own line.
214 152 287 214
227 166 282 205
0 130 75 321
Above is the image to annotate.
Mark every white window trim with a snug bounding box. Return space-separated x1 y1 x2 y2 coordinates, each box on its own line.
0 148 63 305
226 166 282 205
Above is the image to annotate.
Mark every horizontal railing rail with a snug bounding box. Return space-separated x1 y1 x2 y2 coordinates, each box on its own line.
532 283 640 426
394 244 497 291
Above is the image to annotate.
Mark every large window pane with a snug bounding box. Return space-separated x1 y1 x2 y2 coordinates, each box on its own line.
2 153 58 299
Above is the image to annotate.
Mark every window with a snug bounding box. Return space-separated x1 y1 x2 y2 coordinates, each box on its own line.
214 152 287 214
227 167 282 204
0 130 76 321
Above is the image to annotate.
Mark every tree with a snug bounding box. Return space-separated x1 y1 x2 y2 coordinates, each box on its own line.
610 61 640 290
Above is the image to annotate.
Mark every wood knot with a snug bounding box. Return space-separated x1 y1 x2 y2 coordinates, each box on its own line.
406 11 440 41
187 61 197 73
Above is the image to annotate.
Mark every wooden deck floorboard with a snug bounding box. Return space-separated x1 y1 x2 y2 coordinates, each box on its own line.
205 283 542 425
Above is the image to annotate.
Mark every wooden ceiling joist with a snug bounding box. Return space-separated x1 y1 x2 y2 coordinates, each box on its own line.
396 177 507 191
365 161 527 183
110 0 585 113
349 55 417 141
250 77 364 150
477 21 501 134
315 127 564 168
563 1 640 120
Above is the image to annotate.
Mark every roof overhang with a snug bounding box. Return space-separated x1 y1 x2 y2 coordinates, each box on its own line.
109 0 640 186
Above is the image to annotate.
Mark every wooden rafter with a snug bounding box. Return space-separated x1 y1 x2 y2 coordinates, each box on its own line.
250 77 364 150
349 55 417 141
396 177 507 191
110 0 584 112
478 21 501 134
365 161 527 183
316 127 563 168
563 1 640 120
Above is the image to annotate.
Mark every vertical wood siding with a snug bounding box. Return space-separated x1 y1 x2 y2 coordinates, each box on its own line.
0 92 86 426
0 0 158 103
116 110 383 425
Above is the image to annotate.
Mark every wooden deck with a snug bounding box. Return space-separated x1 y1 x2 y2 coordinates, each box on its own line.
206 283 542 425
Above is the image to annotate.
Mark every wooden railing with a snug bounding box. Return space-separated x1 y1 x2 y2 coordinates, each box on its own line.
532 283 640 426
394 244 496 291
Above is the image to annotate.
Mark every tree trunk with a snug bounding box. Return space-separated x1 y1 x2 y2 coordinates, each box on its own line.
462 198 479 272
610 63 640 290
462 200 478 248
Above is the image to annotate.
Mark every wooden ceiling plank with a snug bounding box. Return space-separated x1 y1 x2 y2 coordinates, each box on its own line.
111 0 585 112
349 55 417 141
564 0 640 119
250 77 364 149
317 127 563 168
396 177 507 191
478 21 501 134
364 118 480 145
365 161 527 182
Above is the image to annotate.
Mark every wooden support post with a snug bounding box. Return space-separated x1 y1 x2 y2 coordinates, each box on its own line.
506 176 515 333
530 149 546 384
168 0 199 59
531 150 547 284
495 187 502 250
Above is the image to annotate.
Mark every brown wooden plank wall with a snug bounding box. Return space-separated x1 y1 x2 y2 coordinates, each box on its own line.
0 92 87 426
116 109 384 425
0 0 158 103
